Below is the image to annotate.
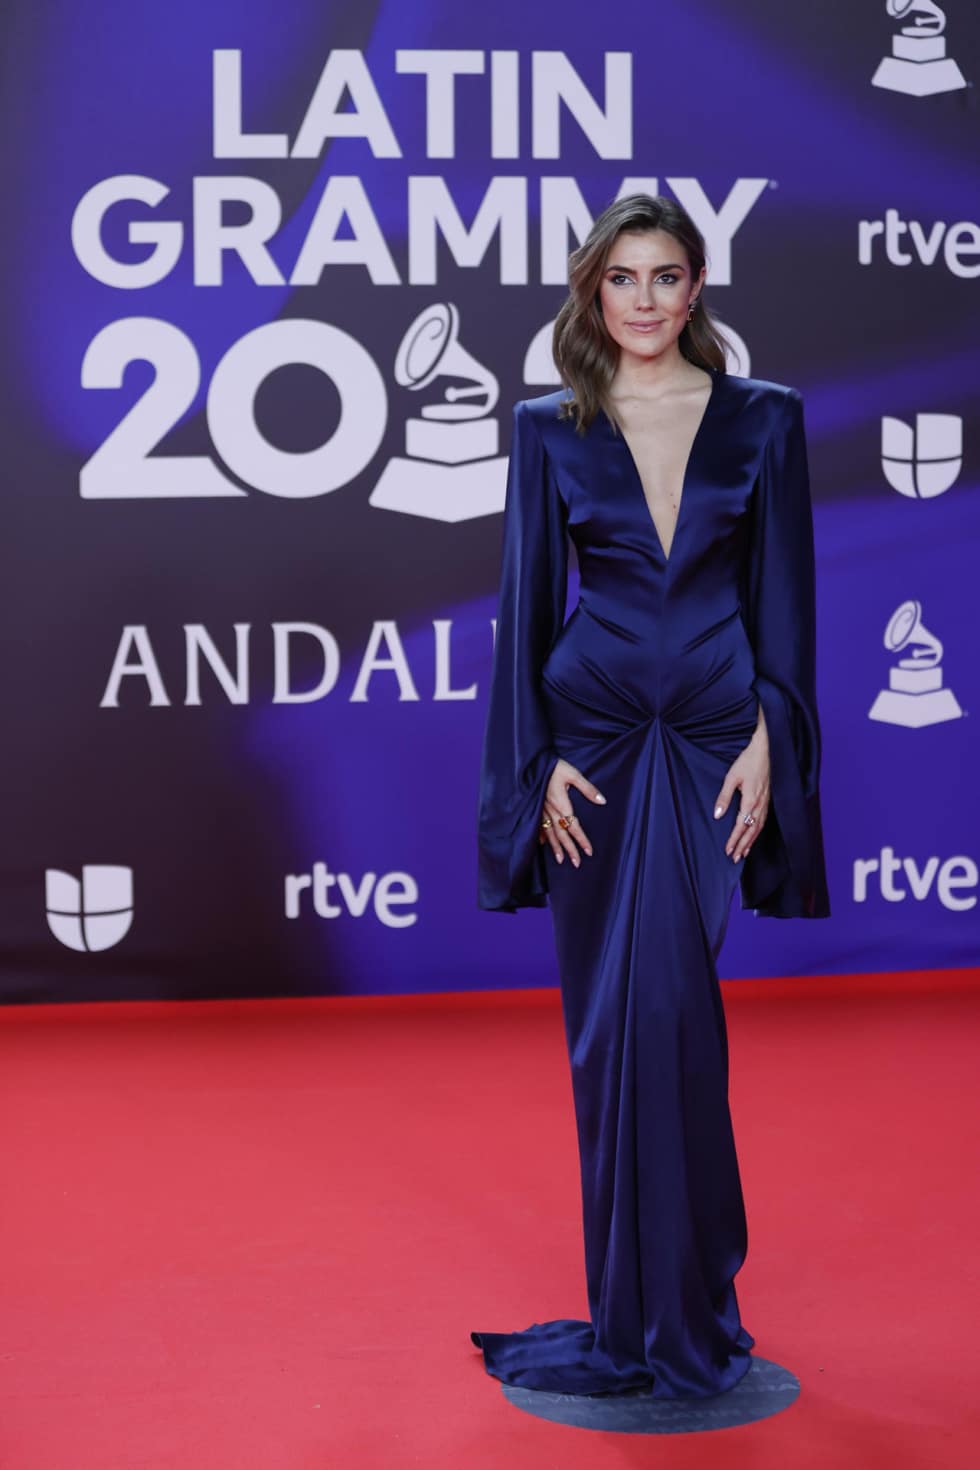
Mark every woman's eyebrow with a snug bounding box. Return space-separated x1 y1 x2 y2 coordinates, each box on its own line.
605 262 685 273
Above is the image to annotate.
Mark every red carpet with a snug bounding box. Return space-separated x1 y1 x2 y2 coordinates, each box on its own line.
1 969 977 1469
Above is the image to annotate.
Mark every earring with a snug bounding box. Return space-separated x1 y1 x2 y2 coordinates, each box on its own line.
687 299 699 322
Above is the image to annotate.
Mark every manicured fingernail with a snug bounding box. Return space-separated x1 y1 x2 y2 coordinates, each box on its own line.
594 793 606 804
556 851 563 863
714 805 723 818
572 858 580 868
585 847 593 857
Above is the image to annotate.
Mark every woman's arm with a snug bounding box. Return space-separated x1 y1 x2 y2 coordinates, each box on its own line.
738 388 831 919
477 400 569 912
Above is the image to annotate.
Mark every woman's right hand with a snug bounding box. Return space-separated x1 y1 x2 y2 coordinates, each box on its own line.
538 758 607 868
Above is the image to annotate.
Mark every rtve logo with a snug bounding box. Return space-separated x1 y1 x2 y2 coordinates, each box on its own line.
881 413 962 499
284 862 418 927
853 849 977 910
45 865 134 951
858 210 980 278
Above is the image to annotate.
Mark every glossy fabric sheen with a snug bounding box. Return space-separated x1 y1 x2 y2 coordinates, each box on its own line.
473 369 830 1398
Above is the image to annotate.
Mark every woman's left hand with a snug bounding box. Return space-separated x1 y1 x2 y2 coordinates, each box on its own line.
713 719 771 863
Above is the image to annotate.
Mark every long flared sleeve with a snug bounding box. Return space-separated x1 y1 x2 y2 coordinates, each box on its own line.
738 388 831 919
477 400 569 913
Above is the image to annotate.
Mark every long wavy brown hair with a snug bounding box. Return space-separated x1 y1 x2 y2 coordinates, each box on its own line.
552 193 733 433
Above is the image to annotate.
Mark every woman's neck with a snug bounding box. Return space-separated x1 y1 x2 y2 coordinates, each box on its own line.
609 346 703 401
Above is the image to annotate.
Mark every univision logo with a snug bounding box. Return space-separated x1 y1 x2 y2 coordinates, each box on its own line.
881 413 962 499
45 865 134 952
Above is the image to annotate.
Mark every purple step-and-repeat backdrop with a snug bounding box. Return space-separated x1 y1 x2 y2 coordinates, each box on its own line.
1 1 977 1002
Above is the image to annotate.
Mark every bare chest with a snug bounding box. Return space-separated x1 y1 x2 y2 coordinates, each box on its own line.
615 386 713 558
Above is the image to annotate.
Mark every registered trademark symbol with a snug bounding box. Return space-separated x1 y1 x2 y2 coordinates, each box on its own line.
768 180 778 189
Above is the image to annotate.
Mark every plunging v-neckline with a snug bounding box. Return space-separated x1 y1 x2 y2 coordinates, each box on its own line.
609 368 719 566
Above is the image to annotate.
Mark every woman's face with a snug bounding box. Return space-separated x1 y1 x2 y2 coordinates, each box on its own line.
597 229 705 363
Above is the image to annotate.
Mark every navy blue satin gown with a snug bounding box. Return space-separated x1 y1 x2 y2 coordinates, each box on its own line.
472 367 830 1398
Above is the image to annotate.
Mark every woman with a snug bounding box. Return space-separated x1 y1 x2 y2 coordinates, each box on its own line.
471 194 830 1399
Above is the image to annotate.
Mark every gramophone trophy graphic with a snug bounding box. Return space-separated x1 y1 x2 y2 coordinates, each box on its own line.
369 303 508 522
868 600 962 727
871 0 966 96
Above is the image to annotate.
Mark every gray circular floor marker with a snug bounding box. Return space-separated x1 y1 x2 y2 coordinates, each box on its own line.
500 1355 800 1433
